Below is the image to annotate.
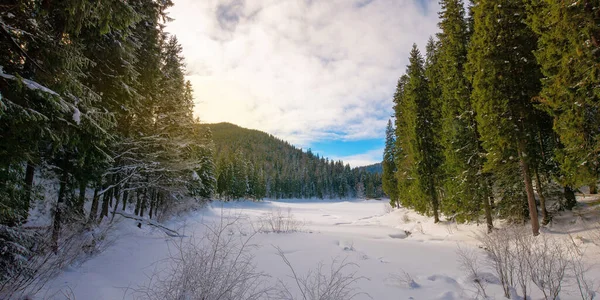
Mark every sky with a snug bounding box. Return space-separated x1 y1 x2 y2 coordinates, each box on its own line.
166 0 441 167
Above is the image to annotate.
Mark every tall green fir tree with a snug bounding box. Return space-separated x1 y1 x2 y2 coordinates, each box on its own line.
528 0 600 195
394 45 443 222
467 0 545 235
382 120 399 206
437 0 493 230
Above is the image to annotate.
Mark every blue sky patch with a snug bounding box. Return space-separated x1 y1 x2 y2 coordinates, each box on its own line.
308 138 384 159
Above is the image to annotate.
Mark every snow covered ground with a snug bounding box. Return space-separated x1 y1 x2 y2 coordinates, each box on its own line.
41 198 600 300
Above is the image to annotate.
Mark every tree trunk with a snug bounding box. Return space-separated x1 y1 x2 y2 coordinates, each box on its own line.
432 191 440 223
518 141 540 236
89 185 100 223
76 180 87 217
110 174 120 208
483 175 494 233
100 190 110 222
148 189 155 219
22 162 35 222
589 183 598 194
534 171 549 225
99 175 113 221
483 196 493 233
110 183 122 223
139 188 147 218
134 191 141 216
429 175 440 223
122 184 129 211
563 186 577 210
52 162 70 253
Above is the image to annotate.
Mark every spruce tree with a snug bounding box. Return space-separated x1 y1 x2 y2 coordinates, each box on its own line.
382 120 399 206
437 0 493 230
395 45 443 222
467 0 543 235
528 0 600 194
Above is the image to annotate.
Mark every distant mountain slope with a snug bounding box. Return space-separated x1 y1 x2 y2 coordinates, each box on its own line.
198 122 383 199
357 163 383 174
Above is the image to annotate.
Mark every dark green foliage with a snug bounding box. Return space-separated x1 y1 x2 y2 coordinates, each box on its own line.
387 0 591 232
382 120 399 205
436 0 491 224
394 45 443 221
467 0 544 233
528 0 600 190
204 123 384 200
0 0 215 261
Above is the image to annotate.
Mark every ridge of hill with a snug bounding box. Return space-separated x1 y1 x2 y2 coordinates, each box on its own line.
357 163 383 174
198 122 384 199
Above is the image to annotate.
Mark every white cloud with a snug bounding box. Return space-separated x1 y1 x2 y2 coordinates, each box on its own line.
330 148 384 168
167 0 440 147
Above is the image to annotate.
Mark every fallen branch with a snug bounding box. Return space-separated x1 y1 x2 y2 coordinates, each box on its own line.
111 211 184 237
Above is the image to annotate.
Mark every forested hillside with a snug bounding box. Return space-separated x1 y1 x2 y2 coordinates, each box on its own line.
382 0 599 235
357 163 383 174
202 123 384 200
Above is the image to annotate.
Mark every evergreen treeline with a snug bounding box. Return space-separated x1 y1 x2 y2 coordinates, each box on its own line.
382 0 599 235
203 123 384 200
356 163 383 175
0 0 215 248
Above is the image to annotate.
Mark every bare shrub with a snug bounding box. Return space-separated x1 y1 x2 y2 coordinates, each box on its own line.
528 235 570 300
402 214 411 224
274 246 370 300
257 207 304 233
383 203 394 214
0 219 114 299
568 245 598 300
445 221 457 235
512 228 534 300
134 215 271 300
456 245 488 298
389 270 419 289
476 225 592 300
476 226 518 298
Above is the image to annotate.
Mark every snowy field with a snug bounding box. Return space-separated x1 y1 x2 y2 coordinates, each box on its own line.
41 198 600 300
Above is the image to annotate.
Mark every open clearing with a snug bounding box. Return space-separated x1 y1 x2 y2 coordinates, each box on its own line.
43 198 600 299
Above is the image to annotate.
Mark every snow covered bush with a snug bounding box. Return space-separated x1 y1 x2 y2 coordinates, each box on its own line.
456 245 488 298
0 225 38 291
0 221 114 299
134 215 271 300
475 225 597 300
137 212 369 300
256 207 304 233
389 270 419 289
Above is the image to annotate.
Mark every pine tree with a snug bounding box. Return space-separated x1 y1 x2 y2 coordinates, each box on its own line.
395 45 443 222
394 75 414 208
382 120 399 206
467 0 543 235
528 0 600 194
437 0 493 230
189 127 217 199
231 150 248 199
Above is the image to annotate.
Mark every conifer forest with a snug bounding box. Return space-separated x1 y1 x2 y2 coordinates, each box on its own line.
381 0 599 235
0 0 599 299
